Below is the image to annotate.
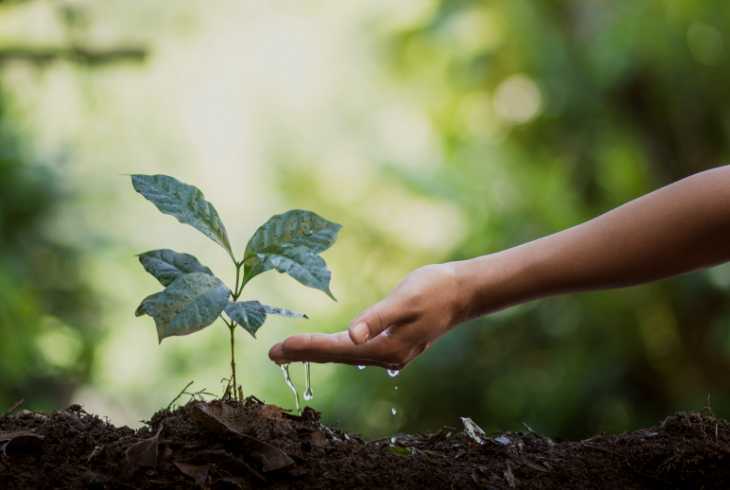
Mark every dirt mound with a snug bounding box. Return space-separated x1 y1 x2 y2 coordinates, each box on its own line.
0 398 728 489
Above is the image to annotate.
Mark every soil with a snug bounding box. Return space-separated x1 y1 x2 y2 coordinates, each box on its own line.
0 398 728 489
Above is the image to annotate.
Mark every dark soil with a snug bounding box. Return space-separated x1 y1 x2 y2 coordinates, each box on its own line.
1 398 729 489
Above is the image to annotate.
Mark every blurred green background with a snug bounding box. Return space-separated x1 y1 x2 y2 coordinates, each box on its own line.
1 0 729 439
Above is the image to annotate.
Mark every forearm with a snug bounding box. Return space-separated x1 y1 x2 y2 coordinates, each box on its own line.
454 166 730 319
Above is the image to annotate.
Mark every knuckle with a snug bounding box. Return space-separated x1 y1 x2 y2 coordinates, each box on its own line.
403 290 426 308
372 310 386 331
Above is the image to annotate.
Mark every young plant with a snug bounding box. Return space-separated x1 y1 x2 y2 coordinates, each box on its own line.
131 174 341 400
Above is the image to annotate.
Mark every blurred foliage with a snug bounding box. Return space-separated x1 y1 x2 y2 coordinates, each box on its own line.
0 0 144 413
0 93 98 410
1 0 730 441
280 0 730 438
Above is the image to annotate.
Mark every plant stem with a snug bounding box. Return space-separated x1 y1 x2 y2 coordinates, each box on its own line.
167 381 194 411
233 261 242 299
227 260 244 402
229 324 237 401
234 256 253 297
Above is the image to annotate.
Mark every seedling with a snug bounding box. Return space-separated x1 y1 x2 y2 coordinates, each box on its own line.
131 174 341 400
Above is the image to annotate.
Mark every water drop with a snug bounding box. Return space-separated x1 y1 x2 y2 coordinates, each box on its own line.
303 361 313 401
391 407 397 416
390 436 397 445
387 369 400 378
357 365 366 370
280 364 300 414
394 385 399 391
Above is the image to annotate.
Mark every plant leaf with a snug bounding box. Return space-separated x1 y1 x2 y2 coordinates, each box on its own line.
261 304 308 319
247 246 335 299
131 174 234 260
190 402 294 472
135 272 230 343
125 426 163 469
138 249 213 286
225 301 267 338
244 209 341 255
242 210 341 299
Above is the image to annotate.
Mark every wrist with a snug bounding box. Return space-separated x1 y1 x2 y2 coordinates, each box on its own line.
449 244 545 320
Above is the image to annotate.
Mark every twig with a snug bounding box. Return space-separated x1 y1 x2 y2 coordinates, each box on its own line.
221 378 232 401
86 445 104 463
167 381 194 411
0 45 148 66
187 387 216 402
2 399 24 417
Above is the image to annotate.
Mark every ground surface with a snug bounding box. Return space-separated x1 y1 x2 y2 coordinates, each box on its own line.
0 398 728 489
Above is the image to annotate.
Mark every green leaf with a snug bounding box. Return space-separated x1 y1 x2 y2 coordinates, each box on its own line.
225 301 267 338
261 304 308 319
242 210 341 299
247 246 336 299
131 175 234 260
224 301 307 338
244 209 341 255
135 272 230 343
138 249 213 286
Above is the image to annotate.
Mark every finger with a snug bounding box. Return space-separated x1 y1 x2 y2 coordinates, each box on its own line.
348 298 415 345
269 331 401 366
270 332 366 363
268 342 286 363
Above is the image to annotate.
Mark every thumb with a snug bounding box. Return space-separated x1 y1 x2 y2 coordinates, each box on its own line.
348 298 405 345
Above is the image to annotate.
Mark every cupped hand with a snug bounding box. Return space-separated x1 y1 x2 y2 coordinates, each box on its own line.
268 263 469 370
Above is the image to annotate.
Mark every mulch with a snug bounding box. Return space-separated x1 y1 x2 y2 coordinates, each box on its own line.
1 398 729 489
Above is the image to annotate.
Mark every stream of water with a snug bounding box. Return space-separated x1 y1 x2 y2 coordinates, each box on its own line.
303 361 313 401
280 363 300 413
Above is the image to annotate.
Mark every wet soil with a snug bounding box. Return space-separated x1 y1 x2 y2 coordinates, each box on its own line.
1 398 728 489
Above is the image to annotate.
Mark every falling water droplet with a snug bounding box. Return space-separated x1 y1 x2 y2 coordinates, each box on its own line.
303 362 314 401
280 364 300 414
357 365 366 370
390 436 397 445
391 407 397 416
394 385 399 391
387 369 400 378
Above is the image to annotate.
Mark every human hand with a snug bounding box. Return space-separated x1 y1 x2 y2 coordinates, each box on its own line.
268 263 469 370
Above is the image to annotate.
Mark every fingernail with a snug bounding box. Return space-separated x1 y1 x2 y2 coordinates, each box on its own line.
351 322 369 344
